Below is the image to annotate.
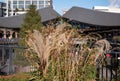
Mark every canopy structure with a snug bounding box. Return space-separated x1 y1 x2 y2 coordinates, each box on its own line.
0 7 60 28
63 6 120 27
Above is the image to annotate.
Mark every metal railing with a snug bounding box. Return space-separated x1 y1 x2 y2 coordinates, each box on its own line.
0 38 19 45
96 52 120 81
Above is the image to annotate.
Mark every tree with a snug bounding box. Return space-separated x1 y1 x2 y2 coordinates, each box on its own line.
22 8 24 11
19 4 42 39
15 8 19 12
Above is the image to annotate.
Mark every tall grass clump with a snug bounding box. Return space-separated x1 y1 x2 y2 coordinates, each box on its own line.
18 3 111 80
24 23 111 81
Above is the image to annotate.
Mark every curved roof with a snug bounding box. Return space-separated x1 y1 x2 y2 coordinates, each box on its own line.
63 6 120 27
0 7 60 28
0 14 25 28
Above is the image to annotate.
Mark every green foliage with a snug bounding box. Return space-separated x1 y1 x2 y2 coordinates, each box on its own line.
15 8 19 12
33 48 96 81
0 73 32 81
19 4 42 40
22 8 24 11
0 78 28 81
13 49 30 67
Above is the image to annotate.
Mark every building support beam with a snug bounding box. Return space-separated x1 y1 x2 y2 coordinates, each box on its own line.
8 48 14 75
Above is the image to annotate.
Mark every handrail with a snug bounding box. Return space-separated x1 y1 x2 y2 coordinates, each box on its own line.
0 38 19 44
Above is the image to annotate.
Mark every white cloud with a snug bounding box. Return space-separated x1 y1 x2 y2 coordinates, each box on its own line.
109 0 120 7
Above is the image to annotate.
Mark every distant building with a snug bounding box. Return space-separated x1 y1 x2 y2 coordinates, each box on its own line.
6 0 53 16
93 6 109 12
0 2 6 17
62 9 68 15
93 6 120 13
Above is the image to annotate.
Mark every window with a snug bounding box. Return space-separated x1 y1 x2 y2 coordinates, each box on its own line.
39 5 44 8
2 3 6 7
13 5 17 9
0 3 2 8
19 5 24 9
0 9 2 17
26 1 30 4
45 1 49 4
8 1 11 4
13 1 17 4
39 1 44 4
25 5 30 9
32 1 37 5
8 4 11 9
45 5 49 7
6 31 10 38
19 1 24 4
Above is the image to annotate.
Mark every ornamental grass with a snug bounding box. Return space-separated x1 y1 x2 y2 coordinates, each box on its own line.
25 23 111 81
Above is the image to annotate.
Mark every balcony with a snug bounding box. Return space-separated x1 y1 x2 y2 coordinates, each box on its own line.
0 38 19 45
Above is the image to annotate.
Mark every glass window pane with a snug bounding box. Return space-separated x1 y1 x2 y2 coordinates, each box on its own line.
25 5 30 9
32 1 37 5
45 5 49 7
0 9 2 17
19 5 24 9
13 1 17 4
39 1 44 4
19 1 24 4
45 1 49 4
8 4 11 9
2 3 6 7
0 3 1 8
13 5 17 9
8 1 11 4
26 1 30 4
39 5 44 8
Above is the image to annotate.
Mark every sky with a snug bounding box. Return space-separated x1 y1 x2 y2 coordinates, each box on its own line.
0 0 110 14
53 0 110 14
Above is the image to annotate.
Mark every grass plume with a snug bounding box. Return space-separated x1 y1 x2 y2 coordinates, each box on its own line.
25 23 111 81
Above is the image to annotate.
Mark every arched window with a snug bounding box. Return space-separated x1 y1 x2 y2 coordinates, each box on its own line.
12 32 16 38
0 30 4 38
6 31 10 38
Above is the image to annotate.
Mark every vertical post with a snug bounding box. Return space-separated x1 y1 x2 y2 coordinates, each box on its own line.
106 58 108 81
24 0 25 10
11 0 13 16
50 0 52 8
9 31 13 39
115 53 117 81
15 32 18 38
2 48 4 65
30 0 32 4
101 64 103 80
17 0 18 10
8 47 14 74
6 0 9 17
3 30 6 39
37 0 39 9
44 0 45 7
110 56 112 81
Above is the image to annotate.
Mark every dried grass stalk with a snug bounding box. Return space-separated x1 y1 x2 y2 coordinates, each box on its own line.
25 23 111 81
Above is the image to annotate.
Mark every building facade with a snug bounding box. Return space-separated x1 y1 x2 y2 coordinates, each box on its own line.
0 2 6 17
6 0 53 16
93 6 120 13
